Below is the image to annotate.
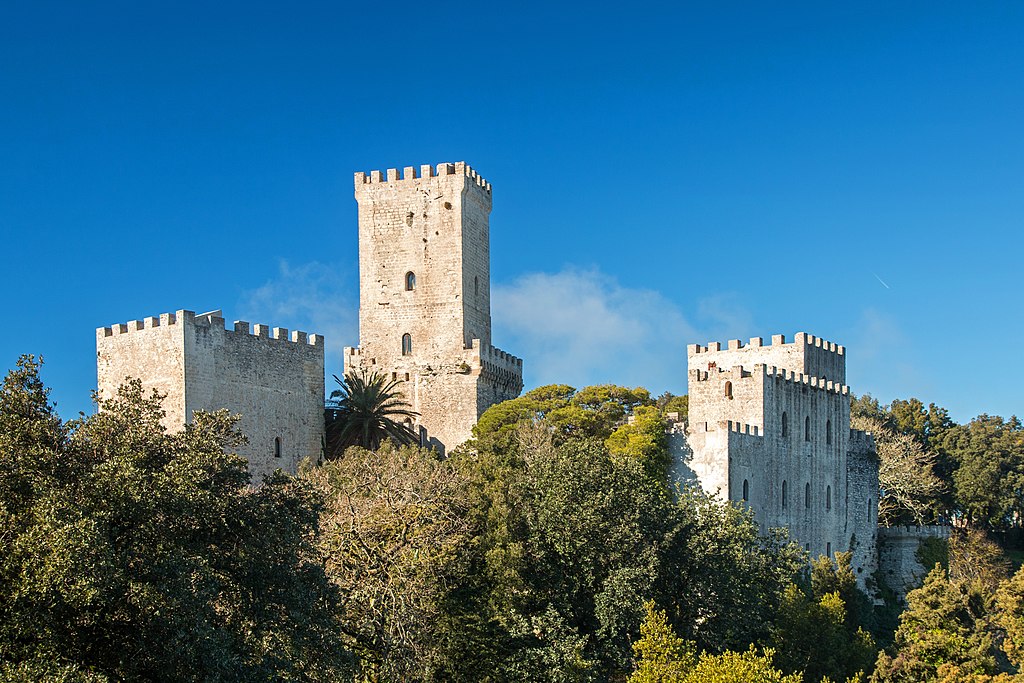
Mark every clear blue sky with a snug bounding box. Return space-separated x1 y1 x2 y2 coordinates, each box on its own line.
2 1 1022 423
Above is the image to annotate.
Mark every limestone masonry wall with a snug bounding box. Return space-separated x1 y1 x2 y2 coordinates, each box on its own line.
878 525 952 598
346 162 522 454
97 309 324 480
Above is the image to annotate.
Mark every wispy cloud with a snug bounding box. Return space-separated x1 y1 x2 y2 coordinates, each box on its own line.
237 260 357 375
492 268 753 395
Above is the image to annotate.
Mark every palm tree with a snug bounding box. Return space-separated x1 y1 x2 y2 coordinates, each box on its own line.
324 370 419 458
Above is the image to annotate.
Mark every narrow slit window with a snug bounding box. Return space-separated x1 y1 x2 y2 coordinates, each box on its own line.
405 271 416 291
826 542 832 558
826 419 832 445
782 412 788 437
742 479 749 502
782 481 788 509
826 485 832 510
805 483 811 508
274 437 282 458
805 416 811 442
401 333 412 356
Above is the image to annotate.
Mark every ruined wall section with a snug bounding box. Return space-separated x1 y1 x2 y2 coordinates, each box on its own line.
879 525 952 599
98 310 324 480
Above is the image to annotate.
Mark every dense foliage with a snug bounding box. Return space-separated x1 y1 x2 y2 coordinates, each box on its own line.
6 359 1024 682
0 357 353 682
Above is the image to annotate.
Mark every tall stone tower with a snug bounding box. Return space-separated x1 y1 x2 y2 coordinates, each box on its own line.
344 162 523 454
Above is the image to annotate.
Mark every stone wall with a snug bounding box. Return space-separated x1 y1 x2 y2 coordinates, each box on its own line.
345 162 522 454
878 525 952 598
97 309 324 480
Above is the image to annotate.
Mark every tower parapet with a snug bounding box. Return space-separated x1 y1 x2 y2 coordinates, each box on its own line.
688 331 846 384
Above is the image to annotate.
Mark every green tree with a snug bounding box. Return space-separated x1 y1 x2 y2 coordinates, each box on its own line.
629 602 803 683
607 405 671 482
772 554 877 682
324 370 419 456
942 415 1024 532
656 393 689 421
455 422 803 681
472 384 654 447
629 601 695 683
305 443 482 681
872 566 999 683
0 358 353 681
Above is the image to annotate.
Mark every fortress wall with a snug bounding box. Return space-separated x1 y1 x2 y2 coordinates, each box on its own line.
186 313 324 479
98 310 324 480
878 525 952 598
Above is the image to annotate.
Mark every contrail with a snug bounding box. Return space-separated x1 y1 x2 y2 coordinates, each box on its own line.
872 272 891 289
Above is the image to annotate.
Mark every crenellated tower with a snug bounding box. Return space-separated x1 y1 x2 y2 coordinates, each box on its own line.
678 332 878 584
344 162 523 454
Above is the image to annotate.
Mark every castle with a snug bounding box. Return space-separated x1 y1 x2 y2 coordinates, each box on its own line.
94 160 879 582
678 334 878 580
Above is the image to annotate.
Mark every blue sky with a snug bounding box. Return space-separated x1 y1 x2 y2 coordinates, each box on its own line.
2 1 1022 423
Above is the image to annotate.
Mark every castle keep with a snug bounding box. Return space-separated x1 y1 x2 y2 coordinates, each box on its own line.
343 162 523 454
96 309 324 479
679 333 879 580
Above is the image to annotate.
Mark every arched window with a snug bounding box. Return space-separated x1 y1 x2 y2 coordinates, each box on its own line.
781 412 788 437
826 485 832 510
805 416 811 442
826 419 832 445
274 437 282 458
782 481 788 509
401 333 412 356
405 271 416 291
742 479 749 502
724 381 733 399
805 483 811 508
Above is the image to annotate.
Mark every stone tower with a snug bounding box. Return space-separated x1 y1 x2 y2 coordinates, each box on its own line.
96 309 325 479
344 162 523 454
679 333 878 582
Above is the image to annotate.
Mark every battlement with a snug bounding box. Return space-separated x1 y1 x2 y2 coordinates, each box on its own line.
849 429 876 446
687 331 846 384
98 309 323 347
354 161 492 194
470 339 523 370
690 364 849 395
688 332 844 356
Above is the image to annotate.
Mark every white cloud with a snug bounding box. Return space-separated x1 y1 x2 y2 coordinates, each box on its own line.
236 261 357 377
492 268 752 395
